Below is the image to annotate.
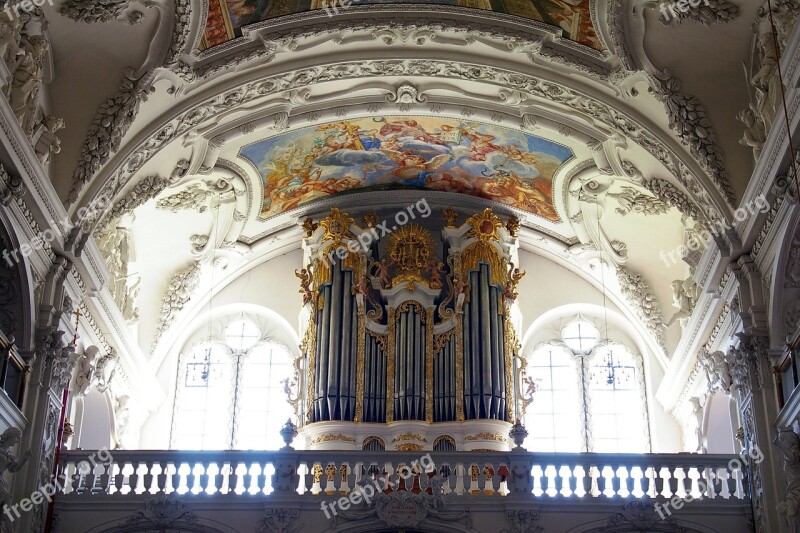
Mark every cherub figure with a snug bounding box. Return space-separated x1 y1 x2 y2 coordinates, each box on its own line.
295 268 313 305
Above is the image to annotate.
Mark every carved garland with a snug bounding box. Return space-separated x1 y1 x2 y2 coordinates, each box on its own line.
78 58 725 228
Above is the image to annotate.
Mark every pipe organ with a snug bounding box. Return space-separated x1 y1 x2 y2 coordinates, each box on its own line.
296 207 524 450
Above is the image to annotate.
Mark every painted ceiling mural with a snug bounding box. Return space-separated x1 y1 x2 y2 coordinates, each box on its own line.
201 0 603 51
239 116 574 221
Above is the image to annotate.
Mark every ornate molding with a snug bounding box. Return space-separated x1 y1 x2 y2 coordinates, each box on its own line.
595 500 689 531
659 0 740 26
60 0 145 24
84 59 722 225
651 69 735 206
310 433 356 445
68 69 149 204
501 510 543 533
643 177 705 225
151 262 201 349
122 494 198 528
607 186 669 216
257 508 301 533
616 266 666 350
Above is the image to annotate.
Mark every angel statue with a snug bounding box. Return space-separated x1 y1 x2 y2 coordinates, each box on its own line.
0 427 31 521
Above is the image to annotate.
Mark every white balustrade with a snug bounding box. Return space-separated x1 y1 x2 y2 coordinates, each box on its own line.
55 450 748 502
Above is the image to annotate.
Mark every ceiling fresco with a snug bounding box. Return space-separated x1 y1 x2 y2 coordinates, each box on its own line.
239 116 574 221
201 0 603 51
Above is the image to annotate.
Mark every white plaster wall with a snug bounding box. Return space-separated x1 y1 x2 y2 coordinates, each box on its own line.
137 250 304 449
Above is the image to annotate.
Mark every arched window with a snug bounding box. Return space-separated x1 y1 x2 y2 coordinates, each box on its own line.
524 321 651 453
171 319 294 450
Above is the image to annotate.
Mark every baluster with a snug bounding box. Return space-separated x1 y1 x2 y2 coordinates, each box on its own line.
140 461 152 494
169 463 181 494
210 463 223 494
97 461 111 495
440 465 452 495
334 464 345 494
84 463 97 494
113 462 127 495
468 464 480 495
128 460 141 494
531 464 543 497
579 464 591 497
495 465 507 496
665 466 678 498
596 466 607 497
325 464 337 495
610 466 621 497
154 462 167 494
257 463 269 495
454 463 466 495
655 466 668 498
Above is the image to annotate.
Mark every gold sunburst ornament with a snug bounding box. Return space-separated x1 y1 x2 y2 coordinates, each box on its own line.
466 208 504 243
319 208 355 245
387 224 435 290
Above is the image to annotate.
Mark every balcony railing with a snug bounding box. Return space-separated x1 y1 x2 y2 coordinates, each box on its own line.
56 449 748 502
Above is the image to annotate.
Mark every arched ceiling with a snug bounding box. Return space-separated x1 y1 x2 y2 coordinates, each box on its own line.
198 0 606 51
30 0 772 364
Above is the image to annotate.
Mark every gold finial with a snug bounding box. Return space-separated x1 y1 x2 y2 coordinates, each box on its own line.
361 211 379 228
301 217 318 237
442 207 458 228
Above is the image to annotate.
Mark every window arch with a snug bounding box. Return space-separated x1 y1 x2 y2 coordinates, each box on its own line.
171 318 295 450
523 320 651 453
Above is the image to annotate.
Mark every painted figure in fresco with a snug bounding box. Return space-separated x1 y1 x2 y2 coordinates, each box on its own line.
246 117 569 221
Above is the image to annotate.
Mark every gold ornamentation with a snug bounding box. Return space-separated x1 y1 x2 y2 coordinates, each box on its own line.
456 312 464 421
302 217 318 237
363 436 385 448
442 207 459 227
355 293 366 423
503 266 525 301
311 434 357 445
465 433 507 442
361 211 379 227
433 332 454 355
313 464 323 484
426 306 434 423
295 266 313 305
386 224 437 291
325 464 337 494
397 301 426 323
466 208 503 243
504 314 518 422
320 208 355 245
367 331 388 354
506 217 520 237
433 435 456 449
305 313 317 423
395 443 423 451
392 433 427 443
386 306 396 423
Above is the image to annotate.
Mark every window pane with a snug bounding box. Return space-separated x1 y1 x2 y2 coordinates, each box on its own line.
524 347 583 452
233 343 295 450
226 319 262 352
587 345 649 453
